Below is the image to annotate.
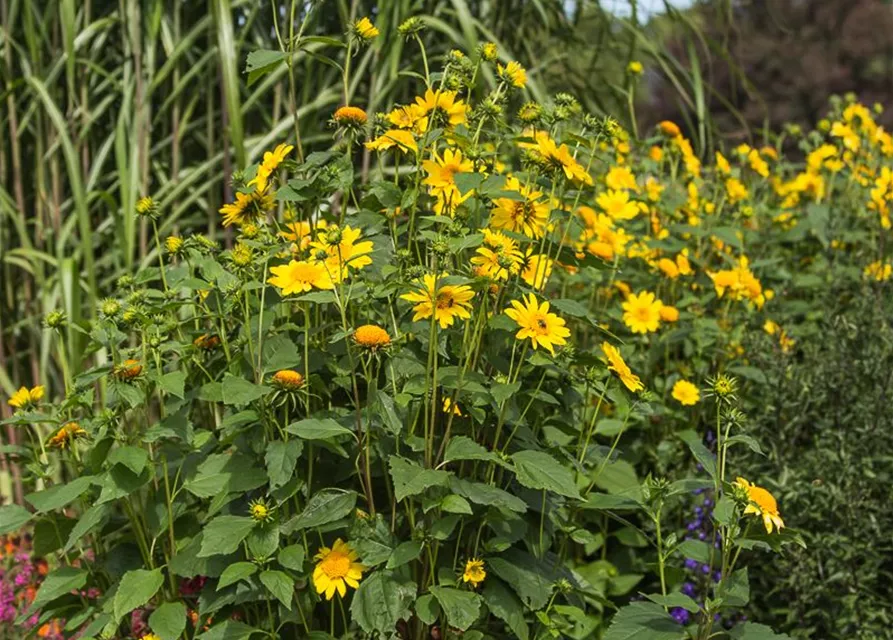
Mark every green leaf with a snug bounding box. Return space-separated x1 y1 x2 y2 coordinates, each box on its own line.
33 516 76 556
511 450 580 499
265 439 303 490
350 571 415 635
491 381 521 405
388 456 451 502
443 436 497 464
583 493 642 511
247 524 279 559
185 454 268 498
483 579 529 640
0 504 32 535
283 489 356 532
730 622 793 640
725 434 764 455
678 430 716 479
108 445 149 475
645 592 700 613
429 586 481 631
26 476 94 513
199 516 257 557
260 570 294 610
450 477 527 513
159 370 187 399
488 551 553 610
453 172 486 194
245 48 288 86
222 374 271 405
387 540 423 569
603 602 687 640
677 540 711 563
286 417 353 440
713 496 737 527
27 566 87 614
441 494 473 515
114 568 164 621
720 567 750 607
149 602 188 640
278 545 305 571
415 594 440 626
197 620 263 640
217 562 257 590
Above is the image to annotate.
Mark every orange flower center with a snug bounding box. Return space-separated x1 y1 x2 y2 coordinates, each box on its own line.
320 552 351 579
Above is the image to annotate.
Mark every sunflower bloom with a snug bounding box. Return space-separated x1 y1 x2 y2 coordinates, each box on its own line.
413 89 469 129
733 478 785 534
401 273 475 329
497 61 527 88
471 230 523 281
365 129 418 154
248 143 293 193
462 559 486 587
490 177 550 238
333 106 368 127
601 342 643 392
534 135 593 185
596 189 640 220
352 17 379 42
271 370 304 391
671 380 700 406
47 421 87 449
622 291 663 334
309 225 375 282
504 293 571 355
8 385 45 410
219 189 275 227
520 251 554 290
353 325 391 351
268 260 334 295
313 539 365 600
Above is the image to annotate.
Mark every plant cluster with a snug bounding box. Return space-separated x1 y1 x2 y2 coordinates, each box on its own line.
3 14 892 640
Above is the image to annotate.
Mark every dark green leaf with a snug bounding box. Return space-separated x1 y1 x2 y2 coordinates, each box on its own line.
388 456 450 502
511 450 580 499
260 570 294 610
217 562 257 590
603 602 687 640
149 602 187 640
283 489 356 533
429 586 481 631
199 516 256 557
114 568 164 621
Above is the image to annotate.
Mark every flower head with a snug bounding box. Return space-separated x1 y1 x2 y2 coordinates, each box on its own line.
114 359 143 381
219 189 275 227
497 61 527 88
365 129 417 154
462 559 486 587
248 143 293 194
671 380 700 406
414 89 469 130
47 421 87 449
351 17 379 42
353 325 391 351
271 370 304 391
597 189 640 220
165 236 184 254
504 293 570 355
733 477 784 534
622 291 662 334
268 260 334 295
490 177 550 238
601 342 643 392
333 106 368 128
313 539 365 600
8 385 45 410
626 61 643 76
401 273 475 329
249 498 275 523
658 121 681 137
309 225 374 282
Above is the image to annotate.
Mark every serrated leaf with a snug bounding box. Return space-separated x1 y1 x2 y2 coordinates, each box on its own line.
199 516 256 557
278 545 305 571
450 477 527 513
221 374 271 405
26 476 94 513
114 568 164 621
429 586 481 631
678 430 716 479
511 450 580 499
350 571 415 635
283 489 356 533
443 436 497 464
0 504 32 535
286 418 353 440
644 592 700 613
27 566 87 614
217 562 257 590
483 579 529 640
265 439 303 490
603 602 686 640
388 456 450 502
149 602 187 640
260 570 294 610
387 540 423 569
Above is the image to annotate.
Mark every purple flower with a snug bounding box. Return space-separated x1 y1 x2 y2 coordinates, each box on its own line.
684 559 699 571
700 563 711 575
671 608 691 625
681 582 697 597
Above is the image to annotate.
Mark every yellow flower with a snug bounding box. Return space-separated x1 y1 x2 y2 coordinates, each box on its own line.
471 230 523 281
353 325 391 350
333 106 368 127
864 260 892 281
671 380 700 406
401 273 475 329
763 319 779 336
480 42 498 61
520 251 554 290
268 260 333 295
8 385 45 410
114 359 143 381
626 60 643 76
365 129 418 154
497 61 527 88
601 342 643 392
733 477 785 534
271 370 304 391
47 421 87 449
279 220 318 251
715 151 731 175
193 334 220 350
747 149 769 178
313 539 365 600
309 225 375 281
422 148 473 193
489 177 550 238
605 166 637 191
649 145 664 162
658 258 679 279
165 236 184 254
659 305 679 322
462 559 486 587
596 189 639 220
141 635 162 640
219 189 274 227
725 178 749 204
504 293 571 355
534 134 593 185
352 17 379 41
621 291 662 334
248 143 293 193
658 120 681 137
414 89 469 129
443 397 463 416
708 257 763 305
249 499 274 523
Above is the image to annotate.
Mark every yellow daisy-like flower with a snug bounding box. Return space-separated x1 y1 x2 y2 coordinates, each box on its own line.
596 189 640 220
462 558 486 587
279 220 321 251
401 273 475 329
621 291 663 334
422 148 473 193
313 539 365 600
141 635 162 640
353 325 391 351
659 305 679 323
268 260 333 295
413 89 469 129
271 370 304 391
600 342 643 392
352 17 379 41
471 230 523 281
47 421 87 449
658 258 679 279
489 177 550 238
520 251 554 290
333 106 368 127
605 166 637 191
365 129 418 154
626 60 643 76
504 293 571 355
534 135 593 185
8 385 45 410
497 61 527 88
309 225 375 282
165 235 184 254
443 397 463 416
114 359 143 381
219 189 275 227
248 143 293 194
249 498 275 523
671 380 700 406
733 477 785 534
658 120 681 137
